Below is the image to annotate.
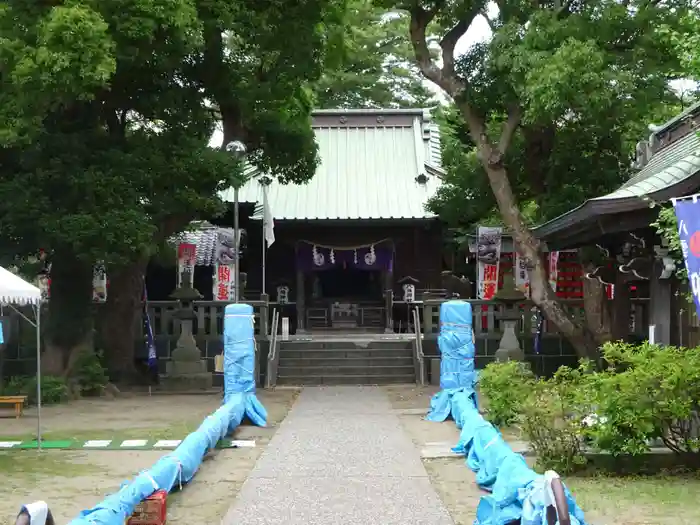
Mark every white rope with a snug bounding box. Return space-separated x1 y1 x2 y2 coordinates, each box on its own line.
483 435 499 451
143 472 159 491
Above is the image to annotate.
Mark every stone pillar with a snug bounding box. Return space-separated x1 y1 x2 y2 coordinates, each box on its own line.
493 274 526 363
162 271 212 391
495 312 525 362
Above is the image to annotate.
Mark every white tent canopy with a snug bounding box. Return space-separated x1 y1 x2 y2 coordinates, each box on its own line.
0 266 41 305
0 265 43 448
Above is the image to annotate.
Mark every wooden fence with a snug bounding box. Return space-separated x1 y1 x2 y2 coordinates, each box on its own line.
0 297 650 378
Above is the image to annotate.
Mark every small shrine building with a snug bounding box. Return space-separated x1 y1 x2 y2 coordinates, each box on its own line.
224 108 445 332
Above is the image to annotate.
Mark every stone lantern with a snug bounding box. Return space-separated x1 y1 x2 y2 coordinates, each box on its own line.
163 270 212 390
492 273 526 362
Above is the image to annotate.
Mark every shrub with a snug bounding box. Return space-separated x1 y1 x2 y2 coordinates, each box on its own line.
518 366 589 474
1 375 69 405
583 341 700 458
74 350 109 396
478 360 535 427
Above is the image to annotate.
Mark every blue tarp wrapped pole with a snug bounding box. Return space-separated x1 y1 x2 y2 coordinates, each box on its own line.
63 303 267 525
223 303 267 425
426 300 478 422
426 300 588 525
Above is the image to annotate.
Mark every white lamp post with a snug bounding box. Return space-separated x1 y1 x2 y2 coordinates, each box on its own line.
225 140 247 303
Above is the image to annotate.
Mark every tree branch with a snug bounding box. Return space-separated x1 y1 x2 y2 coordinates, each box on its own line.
408 6 443 87
497 105 522 154
440 18 470 79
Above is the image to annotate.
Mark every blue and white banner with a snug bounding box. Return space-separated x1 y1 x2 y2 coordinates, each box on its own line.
673 196 700 318
142 278 157 372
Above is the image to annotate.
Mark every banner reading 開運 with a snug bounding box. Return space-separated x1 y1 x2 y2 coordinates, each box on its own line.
673 195 700 318
476 226 503 300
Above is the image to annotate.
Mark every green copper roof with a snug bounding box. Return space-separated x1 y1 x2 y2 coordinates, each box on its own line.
534 128 700 241
219 109 442 220
594 131 700 200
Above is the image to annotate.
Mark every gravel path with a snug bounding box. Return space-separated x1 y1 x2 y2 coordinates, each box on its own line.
222 386 454 525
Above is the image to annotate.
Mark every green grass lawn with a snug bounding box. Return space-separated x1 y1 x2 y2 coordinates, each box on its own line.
568 473 700 524
0 420 204 444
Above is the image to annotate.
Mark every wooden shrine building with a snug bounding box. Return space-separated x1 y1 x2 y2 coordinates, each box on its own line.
222 108 446 333
534 102 700 346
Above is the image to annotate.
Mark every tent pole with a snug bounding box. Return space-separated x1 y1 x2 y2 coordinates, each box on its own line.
36 303 42 451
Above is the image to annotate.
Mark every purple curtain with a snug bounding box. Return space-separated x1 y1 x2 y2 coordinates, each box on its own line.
297 242 393 271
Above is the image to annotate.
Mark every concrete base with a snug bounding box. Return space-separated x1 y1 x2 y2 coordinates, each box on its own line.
165 359 208 375
160 372 213 391
494 346 525 362
162 359 212 391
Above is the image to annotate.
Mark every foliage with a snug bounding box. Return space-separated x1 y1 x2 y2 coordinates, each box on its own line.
314 1 436 108
518 368 590 474
0 0 347 373
478 360 535 427
74 351 109 396
479 342 700 471
651 205 688 282
584 342 700 457
2 375 69 405
0 0 341 267
382 0 696 358
431 98 684 231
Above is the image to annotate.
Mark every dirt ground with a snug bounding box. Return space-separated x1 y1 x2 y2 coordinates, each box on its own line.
0 388 300 524
383 385 700 525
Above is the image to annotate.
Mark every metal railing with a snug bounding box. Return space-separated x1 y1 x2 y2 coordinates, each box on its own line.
265 309 280 389
412 306 425 386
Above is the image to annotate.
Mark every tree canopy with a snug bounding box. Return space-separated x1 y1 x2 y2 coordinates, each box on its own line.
0 0 345 376
313 0 436 108
383 0 697 358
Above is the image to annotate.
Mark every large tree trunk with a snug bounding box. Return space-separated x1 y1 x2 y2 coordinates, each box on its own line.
99 257 148 383
43 253 94 376
582 263 613 344
405 5 599 360
473 141 600 360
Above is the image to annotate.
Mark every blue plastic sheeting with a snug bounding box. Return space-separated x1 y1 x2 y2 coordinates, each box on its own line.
452 398 587 525
426 300 477 422
67 396 248 525
65 303 268 525
223 303 267 425
426 301 588 525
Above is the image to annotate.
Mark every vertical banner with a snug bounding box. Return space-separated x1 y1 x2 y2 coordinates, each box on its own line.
177 243 197 287
143 278 158 380
476 226 503 299
514 251 530 298
92 264 107 303
213 264 233 301
673 196 700 318
213 228 237 301
548 251 560 292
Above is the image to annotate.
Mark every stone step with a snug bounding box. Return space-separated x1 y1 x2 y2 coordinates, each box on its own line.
279 340 414 350
276 374 417 386
277 365 416 377
278 357 415 368
279 348 413 359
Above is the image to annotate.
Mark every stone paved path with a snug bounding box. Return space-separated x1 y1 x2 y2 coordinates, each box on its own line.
222 386 455 525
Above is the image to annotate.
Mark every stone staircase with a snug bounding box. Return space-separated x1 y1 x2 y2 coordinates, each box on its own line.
276 338 417 385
